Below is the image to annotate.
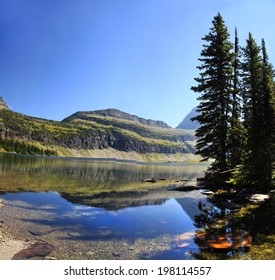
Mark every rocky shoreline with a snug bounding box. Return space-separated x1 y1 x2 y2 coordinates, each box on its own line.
0 199 28 259
0 225 57 260
0 229 29 260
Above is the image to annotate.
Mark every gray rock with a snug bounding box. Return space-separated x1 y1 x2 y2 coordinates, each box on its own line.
113 251 121 257
168 185 196 192
248 194 270 204
201 191 214 196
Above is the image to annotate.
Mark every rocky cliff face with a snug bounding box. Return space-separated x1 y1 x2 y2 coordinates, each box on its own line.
0 97 197 156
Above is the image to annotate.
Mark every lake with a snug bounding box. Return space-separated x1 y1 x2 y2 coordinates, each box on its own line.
1 153 274 260
0 153 211 259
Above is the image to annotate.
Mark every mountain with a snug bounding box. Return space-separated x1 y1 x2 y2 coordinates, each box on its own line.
176 107 200 130
66 108 171 129
0 97 199 162
0 97 9 110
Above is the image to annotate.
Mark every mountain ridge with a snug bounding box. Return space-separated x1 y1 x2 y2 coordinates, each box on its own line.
64 108 171 129
0 97 199 162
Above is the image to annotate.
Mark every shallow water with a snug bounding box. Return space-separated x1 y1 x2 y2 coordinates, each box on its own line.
1 153 274 260
0 153 210 259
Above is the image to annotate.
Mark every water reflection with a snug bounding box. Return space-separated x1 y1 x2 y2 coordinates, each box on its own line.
191 191 275 259
2 191 205 251
0 153 211 259
4 153 273 260
0 153 207 195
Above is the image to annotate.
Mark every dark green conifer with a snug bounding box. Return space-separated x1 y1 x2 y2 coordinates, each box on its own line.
228 28 244 168
260 39 275 186
240 33 265 186
191 13 234 173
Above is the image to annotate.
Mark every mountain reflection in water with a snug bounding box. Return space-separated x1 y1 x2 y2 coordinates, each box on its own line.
0 153 212 259
2 154 273 260
0 153 207 195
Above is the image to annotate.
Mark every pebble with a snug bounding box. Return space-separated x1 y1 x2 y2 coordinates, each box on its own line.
45 256 57 260
87 251 94 257
113 251 121 257
68 232 83 238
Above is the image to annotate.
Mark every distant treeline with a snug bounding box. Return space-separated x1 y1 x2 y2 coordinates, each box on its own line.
0 138 57 156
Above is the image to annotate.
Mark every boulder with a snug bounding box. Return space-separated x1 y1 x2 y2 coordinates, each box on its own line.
144 178 157 183
12 240 55 260
248 194 270 204
201 191 214 196
168 185 196 192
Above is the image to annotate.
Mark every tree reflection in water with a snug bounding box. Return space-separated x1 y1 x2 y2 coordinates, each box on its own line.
191 190 275 259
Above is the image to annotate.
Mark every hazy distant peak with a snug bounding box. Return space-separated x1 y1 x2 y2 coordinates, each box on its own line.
176 107 200 130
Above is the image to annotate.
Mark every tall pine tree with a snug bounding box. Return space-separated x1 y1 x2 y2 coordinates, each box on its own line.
260 39 275 186
228 28 243 168
240 33 266 186
191 13 234 173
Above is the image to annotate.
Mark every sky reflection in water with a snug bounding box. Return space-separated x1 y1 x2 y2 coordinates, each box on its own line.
0 153 208 259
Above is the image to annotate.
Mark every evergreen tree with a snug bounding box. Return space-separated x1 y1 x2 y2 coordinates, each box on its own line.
191 13 234 172
228 28 243 168
240 33 265 186
260 39 275 186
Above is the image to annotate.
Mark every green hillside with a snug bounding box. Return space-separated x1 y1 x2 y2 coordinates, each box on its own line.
0 97 198 162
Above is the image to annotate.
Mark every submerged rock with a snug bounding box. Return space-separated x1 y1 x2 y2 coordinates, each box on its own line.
168 185 196 192
28 229 57 236
144 178 157 183
12 240 55 260
113 251 121 257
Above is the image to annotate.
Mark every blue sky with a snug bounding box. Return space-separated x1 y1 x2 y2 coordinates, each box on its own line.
1 0 275 127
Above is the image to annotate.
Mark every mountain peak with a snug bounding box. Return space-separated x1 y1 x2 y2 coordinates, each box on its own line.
64 108 171 129
176 107 199 130
0 97 9 110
